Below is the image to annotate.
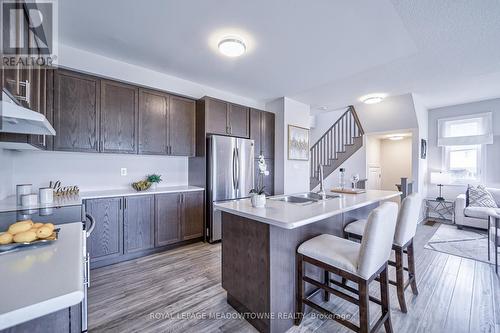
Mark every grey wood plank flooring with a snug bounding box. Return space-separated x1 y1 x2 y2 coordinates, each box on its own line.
88 223 500 333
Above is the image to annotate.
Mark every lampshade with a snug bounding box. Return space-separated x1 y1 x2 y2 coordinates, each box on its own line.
430 172 451 185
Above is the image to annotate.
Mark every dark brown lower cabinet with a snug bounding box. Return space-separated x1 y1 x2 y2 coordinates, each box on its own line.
124 195 154 253
86 197 123 264
154 193 182 247
182 191 204 240
0 305 81 333
86 191 204 268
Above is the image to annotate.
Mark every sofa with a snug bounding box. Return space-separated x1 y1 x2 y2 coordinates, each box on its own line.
455 187 500 230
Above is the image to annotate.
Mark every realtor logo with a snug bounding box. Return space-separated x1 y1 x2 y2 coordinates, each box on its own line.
1 0 58 67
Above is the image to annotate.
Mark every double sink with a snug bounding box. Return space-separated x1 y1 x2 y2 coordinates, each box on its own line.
272 192 340 204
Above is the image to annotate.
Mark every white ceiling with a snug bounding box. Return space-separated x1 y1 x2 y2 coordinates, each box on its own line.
59 0 500 111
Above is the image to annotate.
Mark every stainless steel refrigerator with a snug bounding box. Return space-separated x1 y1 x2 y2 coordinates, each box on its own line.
208 135 254 242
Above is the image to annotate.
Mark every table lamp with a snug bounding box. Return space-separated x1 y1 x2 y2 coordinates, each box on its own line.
430 172 451 201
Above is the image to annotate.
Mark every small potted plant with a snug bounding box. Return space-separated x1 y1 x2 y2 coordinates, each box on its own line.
249 156 269 208
147 174 162 190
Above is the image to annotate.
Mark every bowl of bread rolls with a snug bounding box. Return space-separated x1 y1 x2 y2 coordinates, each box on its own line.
0 220 59 252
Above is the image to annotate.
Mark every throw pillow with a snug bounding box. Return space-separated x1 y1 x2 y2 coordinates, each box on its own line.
467 185 498 208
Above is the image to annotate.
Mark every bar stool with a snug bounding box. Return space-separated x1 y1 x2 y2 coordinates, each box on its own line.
295 202 399 333
343 194 420 313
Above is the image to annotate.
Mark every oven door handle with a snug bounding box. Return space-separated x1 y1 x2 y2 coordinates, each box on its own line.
85 213 96 238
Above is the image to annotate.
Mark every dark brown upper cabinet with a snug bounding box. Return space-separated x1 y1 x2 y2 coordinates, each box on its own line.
203 97 249 138
139 89 195 156
169 96 196 156
228 103 250 138
100 80 138 154
205 97 229 135
138 89 168 155
53 70 100 152
250 108 275 159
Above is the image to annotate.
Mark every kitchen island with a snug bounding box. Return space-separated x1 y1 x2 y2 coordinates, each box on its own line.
214 190 400 333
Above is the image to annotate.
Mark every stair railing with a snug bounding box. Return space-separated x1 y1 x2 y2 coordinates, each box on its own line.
310 105 364 181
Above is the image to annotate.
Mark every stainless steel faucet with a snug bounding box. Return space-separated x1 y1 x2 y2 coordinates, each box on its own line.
317 165 326 200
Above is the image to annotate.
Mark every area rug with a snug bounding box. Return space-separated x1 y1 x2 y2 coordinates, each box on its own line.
425 224 496 264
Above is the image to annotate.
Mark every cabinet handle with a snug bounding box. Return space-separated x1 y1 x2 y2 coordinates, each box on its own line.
124 198 127 210
119 199 122 210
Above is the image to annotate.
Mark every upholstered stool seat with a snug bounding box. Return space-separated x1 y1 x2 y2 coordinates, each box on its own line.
343 194 421 313
298 234 360 275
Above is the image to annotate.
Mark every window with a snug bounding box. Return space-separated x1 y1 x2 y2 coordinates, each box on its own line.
438 113 492 184
444 145 481 182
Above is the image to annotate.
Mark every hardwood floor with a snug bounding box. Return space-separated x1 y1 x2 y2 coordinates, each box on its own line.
88 223 500 333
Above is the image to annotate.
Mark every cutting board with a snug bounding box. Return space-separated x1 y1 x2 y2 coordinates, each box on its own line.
331 188 366 194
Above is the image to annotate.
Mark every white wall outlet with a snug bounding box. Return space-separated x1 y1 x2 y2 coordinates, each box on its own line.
121 168 127 176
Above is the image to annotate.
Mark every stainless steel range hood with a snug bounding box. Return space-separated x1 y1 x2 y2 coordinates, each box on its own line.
1 90 56 136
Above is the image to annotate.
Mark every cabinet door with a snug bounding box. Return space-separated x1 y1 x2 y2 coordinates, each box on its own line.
169 96 195 156
53 70 100 152
228 103 249 138
28 66 50 150
124 195 154 254
181 191 204 240
86 197 123 263
254 158 274 196
205 97 228 135
100 80 138 154
155 193 181 247
249 109 261 156
138 89 168 155
261 111 275 159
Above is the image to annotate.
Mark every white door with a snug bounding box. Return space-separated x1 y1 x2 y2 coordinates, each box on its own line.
367 167 381 190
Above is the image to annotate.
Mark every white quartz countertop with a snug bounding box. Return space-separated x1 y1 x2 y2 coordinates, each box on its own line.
214 190 401 229
0 185 204 212
0 222 84 330
79 185 204 200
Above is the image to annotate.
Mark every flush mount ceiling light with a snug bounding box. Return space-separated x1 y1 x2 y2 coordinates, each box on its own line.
387 136 404 141
218 37 246 57
360 94 386 104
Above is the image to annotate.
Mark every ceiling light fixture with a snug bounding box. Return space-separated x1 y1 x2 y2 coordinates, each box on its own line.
360 94 386 104
218 37 246 57
388 136 404 141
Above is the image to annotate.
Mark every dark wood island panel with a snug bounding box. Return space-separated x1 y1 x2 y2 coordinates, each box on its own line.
221 202 378 333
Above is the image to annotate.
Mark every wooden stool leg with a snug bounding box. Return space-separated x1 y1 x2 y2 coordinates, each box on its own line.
380 264 394 333
323 270 330 302
407 240 419 295
395 247 408 313
359 280 370 333
295 254 305 325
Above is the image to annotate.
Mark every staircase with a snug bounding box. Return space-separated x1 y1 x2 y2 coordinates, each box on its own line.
310 105 364 190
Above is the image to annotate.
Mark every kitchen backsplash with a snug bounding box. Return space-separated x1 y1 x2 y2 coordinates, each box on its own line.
4 150 189 196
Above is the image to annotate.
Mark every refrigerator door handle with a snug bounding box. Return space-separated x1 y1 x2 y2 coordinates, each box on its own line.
236 147 240 191
232 147 237 190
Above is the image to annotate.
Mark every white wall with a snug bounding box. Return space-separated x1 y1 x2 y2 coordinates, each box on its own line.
366 136 381 167
59 44 264 108
380 137 413 191
0 150 14 199
427 97 500 200
267 97 310 194
7 151 188 194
